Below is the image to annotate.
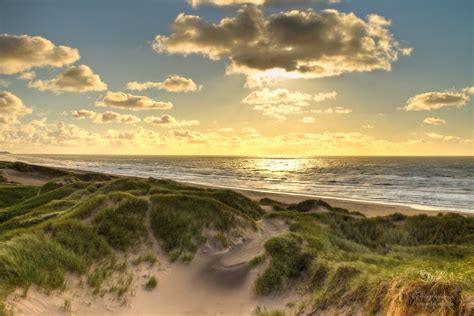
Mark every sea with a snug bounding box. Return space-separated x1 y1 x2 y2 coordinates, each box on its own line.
3 154 473 213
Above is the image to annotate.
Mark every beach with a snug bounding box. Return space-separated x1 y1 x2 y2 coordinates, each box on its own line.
2 162 470 218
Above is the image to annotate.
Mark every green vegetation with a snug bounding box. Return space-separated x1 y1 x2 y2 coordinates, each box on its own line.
144 276 158 290
92 196 148 251
249 254 266 268
0 161 472 316
150 194 250 261
255 234 312 295
259 208 474 315
0 184 39 208
0 161 263 306
253 307 285 316
131 254 157 266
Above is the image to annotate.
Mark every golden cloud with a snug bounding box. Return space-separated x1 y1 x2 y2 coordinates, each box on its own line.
0 34 80 75
127 75 202 93
0 91 32 124
96 91 173 111
153 7 410 87
29 65 107 93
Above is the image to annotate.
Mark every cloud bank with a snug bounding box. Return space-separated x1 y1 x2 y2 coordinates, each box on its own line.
153 7 411 87
0 34 80 75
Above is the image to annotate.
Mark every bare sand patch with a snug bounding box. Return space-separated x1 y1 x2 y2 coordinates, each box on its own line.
1 169 50 186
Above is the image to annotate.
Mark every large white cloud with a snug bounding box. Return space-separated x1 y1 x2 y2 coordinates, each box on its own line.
144 115 199 128
0 91 32 124
96 91 173 111
72 109 140 124
0 34 80 75
153 7 411 87
29 65 107 93
127 75 202 93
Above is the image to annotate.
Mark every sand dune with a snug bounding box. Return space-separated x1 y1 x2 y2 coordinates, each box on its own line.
6 218 298 316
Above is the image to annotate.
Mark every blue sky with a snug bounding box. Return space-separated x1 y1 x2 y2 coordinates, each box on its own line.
0 0 472 155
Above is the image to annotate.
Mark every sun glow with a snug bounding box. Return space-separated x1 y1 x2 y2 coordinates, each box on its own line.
252 158 303 173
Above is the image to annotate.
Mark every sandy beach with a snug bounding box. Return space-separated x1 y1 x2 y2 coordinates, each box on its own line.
2 166 471 218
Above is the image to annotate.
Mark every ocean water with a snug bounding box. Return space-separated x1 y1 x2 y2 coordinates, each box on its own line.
5 154 474 213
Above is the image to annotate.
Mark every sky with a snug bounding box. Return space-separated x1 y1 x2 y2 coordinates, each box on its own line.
0 0 472 156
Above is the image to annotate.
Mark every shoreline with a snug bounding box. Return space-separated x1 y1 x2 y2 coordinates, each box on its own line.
2 160 472 218
185 181 474 218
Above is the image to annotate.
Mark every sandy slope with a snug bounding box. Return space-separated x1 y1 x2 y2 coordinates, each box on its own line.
6 219 300 316
1 169 50 186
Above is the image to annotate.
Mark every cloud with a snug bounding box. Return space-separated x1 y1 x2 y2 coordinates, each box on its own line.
463 86 474 94
1 118 471 155
243 88 336 120
0 34 80 75
253 104 304 121
243 88 336 106
189 0 340 7
153 7 410 87
17 71 36 80
72 109 140 124
241 127 258 134
127 75 202 93
301 117 316 123
96 91 173 111
426 133 462 141
423 117 446 126
362 124 374 129
144 115 199 128
170 129 207 144
72 109 96 120
217 127 235 133
29 65 107 93
311 106 352 114
404 89 470 111
0 91 32 124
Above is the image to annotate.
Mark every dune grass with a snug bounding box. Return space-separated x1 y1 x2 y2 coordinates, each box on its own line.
0 184 39 209
92 196 148 251
150 194 241 261
261 208 474 314
0 161 472 315
0 234 86 301
255 234 312 295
